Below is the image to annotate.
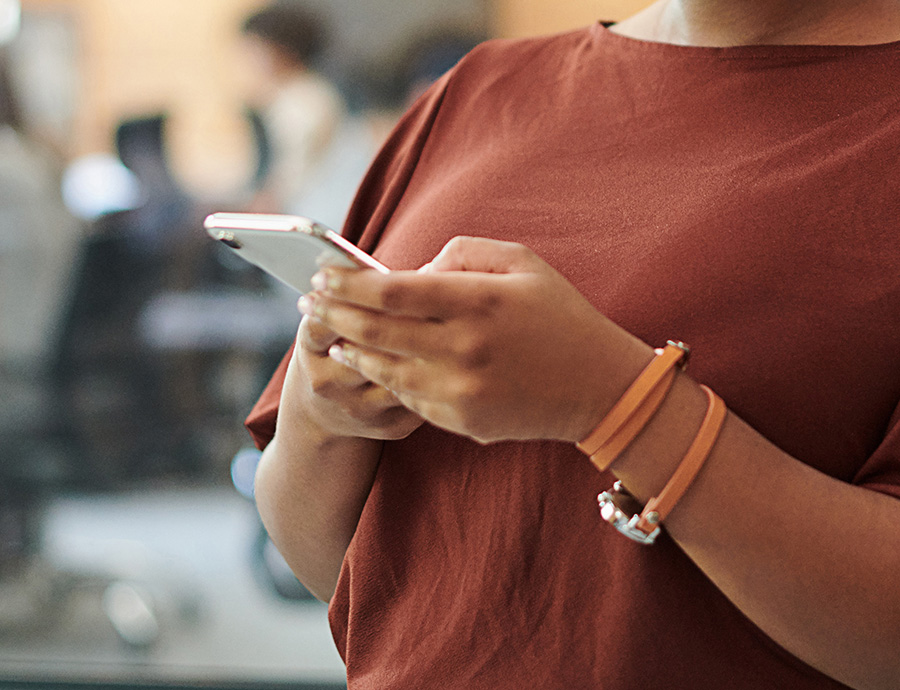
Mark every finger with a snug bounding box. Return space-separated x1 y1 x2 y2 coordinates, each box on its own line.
303 347 376 396
314 296 453 359
314 267 495 320
306 362 422 440
428 236 542 273
352 398 424 441
357 384 421 423
297 311 341 355
312 359 421 430
329 342 432 397
350 369 465 443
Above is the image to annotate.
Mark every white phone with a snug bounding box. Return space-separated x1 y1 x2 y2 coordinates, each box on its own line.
204 212 389 293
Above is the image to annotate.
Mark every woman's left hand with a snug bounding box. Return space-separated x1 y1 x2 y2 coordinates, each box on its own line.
303 236 653 444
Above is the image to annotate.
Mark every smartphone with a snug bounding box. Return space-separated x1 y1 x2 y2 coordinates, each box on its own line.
204 212 389 293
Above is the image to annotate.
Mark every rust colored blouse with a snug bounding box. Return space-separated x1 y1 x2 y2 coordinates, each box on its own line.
247 24 900 689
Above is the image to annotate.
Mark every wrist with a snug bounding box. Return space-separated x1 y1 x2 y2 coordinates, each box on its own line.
277 393 379 461
611 370 711 506
567 336 657 444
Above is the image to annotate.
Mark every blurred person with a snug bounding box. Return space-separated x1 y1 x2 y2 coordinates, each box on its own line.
240 1 345 215
293 25 485 232
0 50 77 375
246 2 900 689
0 46 79 619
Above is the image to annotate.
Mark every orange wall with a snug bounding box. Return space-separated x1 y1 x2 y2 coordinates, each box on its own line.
15 0 655 196
21 0 265 196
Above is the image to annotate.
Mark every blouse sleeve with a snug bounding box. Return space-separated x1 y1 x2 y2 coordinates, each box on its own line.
244 71 456 450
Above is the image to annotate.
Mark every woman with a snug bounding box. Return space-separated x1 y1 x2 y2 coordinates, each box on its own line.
239 2 345 214
247 1 900 688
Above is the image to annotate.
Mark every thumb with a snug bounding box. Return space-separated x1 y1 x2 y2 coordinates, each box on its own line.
427 236 540 274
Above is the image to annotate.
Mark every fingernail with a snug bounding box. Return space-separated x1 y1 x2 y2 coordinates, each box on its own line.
325 270 341 292
298 295 314 316
311 272 327 292
328 344 347 364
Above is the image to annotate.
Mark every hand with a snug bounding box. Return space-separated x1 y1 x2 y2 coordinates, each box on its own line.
306 237 652 444
289 307 425 441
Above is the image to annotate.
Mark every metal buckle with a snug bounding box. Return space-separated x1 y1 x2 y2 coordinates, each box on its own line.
665 340 691 370
597 481 660 545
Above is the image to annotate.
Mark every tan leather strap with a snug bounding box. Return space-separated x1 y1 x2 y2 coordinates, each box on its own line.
577 342 689 471
585 367 675 472
635 385 726 535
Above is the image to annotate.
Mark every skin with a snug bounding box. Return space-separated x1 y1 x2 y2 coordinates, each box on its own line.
253 3 900 688
614 0 900 46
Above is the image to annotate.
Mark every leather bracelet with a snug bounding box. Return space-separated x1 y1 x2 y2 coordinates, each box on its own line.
577 341 690 472
585 367 676 472
597 385 727 545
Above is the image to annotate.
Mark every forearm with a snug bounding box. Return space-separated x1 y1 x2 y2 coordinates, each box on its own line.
609 369 900 690
252 310 425 601
254 370 383 602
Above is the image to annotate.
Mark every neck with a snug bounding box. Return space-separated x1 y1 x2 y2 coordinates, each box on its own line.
614 0 900 46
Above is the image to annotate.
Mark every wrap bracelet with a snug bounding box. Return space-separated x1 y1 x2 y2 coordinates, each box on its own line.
597 385 727 545
576 341 690 472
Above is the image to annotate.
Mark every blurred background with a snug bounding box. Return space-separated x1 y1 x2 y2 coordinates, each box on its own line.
0 0 649 688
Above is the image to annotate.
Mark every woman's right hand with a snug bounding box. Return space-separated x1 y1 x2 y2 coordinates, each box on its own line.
293 295 425 441
254 298 416 602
